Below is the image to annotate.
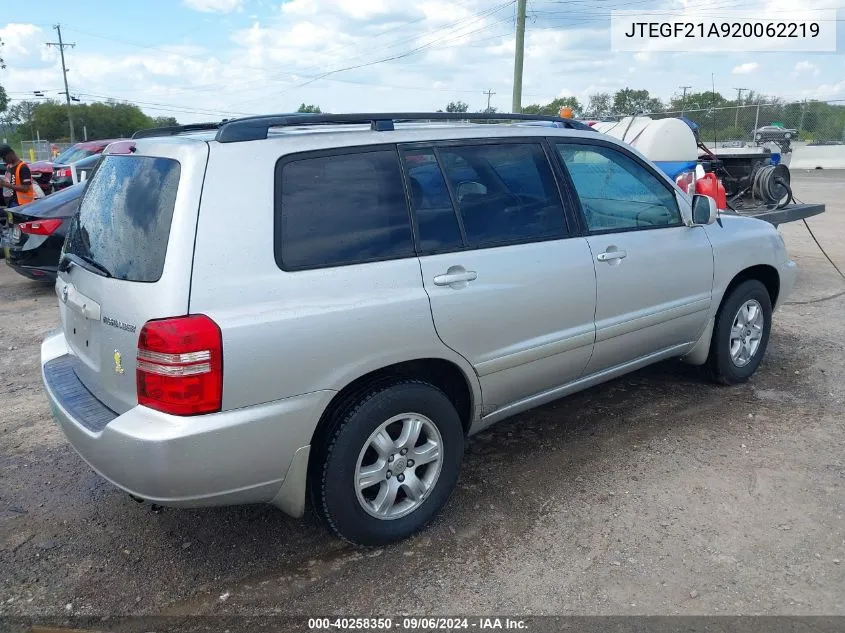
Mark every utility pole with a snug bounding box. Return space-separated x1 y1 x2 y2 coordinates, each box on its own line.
511 0 527 113
733 87 748 127
798 99 807 131
679 85 692 115
483 89 496 112
46 24 76 142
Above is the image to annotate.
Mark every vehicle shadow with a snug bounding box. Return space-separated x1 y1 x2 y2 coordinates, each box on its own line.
5 331 812 615
146 345 805 613
0 274 55 303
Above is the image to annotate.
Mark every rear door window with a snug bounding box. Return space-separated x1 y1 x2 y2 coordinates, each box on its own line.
437 143 567 247
64 155 180 282
403 148 463 253
275 148 414 271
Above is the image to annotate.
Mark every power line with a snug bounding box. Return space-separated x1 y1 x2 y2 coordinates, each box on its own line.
59 0 488 100
74 92 257 118
223 2 516 109
275 4 515 90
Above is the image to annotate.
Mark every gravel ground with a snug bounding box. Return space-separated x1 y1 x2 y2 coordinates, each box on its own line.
0 170 843 620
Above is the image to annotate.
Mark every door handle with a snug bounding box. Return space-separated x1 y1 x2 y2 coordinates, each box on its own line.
596 250 627 262
433 269 478 287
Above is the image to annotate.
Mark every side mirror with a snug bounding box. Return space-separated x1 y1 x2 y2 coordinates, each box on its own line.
692 194 718 225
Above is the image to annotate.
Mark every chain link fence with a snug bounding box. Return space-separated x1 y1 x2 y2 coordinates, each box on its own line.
653 99 845 146
592 99 845 148
19 140 73 162
19 140 53 162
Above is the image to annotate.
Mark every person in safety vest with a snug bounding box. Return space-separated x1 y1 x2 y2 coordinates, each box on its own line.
1 144 35 208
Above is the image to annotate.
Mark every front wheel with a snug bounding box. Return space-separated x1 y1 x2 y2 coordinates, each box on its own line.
313 380 464 546
708 279 773 385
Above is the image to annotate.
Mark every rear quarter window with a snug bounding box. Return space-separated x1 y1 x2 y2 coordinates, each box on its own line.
275 148 414 271
64 155 180 282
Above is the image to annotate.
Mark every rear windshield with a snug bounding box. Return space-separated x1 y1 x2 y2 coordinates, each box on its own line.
64 155 181 282
55 147 97 164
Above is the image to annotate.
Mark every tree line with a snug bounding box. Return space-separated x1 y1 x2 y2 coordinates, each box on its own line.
1 65 842 144
1 99 179 143
445 88 845 142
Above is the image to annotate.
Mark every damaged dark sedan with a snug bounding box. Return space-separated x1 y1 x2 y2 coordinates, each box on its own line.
4 183 84 282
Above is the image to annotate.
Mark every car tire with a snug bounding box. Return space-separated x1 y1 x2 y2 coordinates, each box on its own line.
313 380 464 546
707 279 772 385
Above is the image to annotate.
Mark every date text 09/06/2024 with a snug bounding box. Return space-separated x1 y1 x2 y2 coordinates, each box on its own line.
308 617 528 630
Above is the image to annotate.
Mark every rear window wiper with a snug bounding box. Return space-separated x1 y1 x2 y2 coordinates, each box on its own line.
59 252 113 278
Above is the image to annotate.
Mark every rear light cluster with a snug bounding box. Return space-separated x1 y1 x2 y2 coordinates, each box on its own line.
136 315 223 416
19 218 63 235
55 167 72 179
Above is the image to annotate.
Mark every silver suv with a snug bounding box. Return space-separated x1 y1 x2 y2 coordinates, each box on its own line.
41 113 796 545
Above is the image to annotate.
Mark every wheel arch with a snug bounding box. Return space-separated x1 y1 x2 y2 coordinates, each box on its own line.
683 264 780 367
706 266 777 385
309 358 477 464
718 264 780 314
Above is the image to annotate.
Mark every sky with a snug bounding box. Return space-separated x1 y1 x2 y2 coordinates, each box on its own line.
1 0 844 123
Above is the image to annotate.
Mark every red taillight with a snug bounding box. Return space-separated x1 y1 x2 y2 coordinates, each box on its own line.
55 167 72 179
19 218 63 235
136 315 223 416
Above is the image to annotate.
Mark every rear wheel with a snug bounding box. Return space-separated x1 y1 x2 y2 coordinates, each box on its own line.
313 380 464 546
708 279 772 385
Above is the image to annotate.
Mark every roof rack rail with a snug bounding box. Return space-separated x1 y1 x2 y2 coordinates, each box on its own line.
214 112 596 143
132 121 223 140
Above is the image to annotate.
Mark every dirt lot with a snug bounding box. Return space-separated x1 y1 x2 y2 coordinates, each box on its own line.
1 170 844 619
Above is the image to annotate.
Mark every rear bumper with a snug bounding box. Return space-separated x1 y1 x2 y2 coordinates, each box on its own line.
6 259 56 281
51 178 73 191
5 234 62 281
41 330 333 514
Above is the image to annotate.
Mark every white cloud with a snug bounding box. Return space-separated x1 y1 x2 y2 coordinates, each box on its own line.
732 62 759 75
280 0 319 17
182 0 243 13
810 80 845 97
2 0 843 125
0 23 43 58
793 61 821 77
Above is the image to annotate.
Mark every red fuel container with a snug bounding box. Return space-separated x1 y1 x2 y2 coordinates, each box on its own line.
695 172 727 210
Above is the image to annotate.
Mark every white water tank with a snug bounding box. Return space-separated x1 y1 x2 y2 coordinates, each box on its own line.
593 116 698 163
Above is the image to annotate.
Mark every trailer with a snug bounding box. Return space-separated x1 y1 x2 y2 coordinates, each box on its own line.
591 116 825 227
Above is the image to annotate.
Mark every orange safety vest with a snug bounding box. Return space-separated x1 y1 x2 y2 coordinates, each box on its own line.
12 162 35 206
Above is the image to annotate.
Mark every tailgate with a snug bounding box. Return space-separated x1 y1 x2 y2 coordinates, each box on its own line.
56 140 209 414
